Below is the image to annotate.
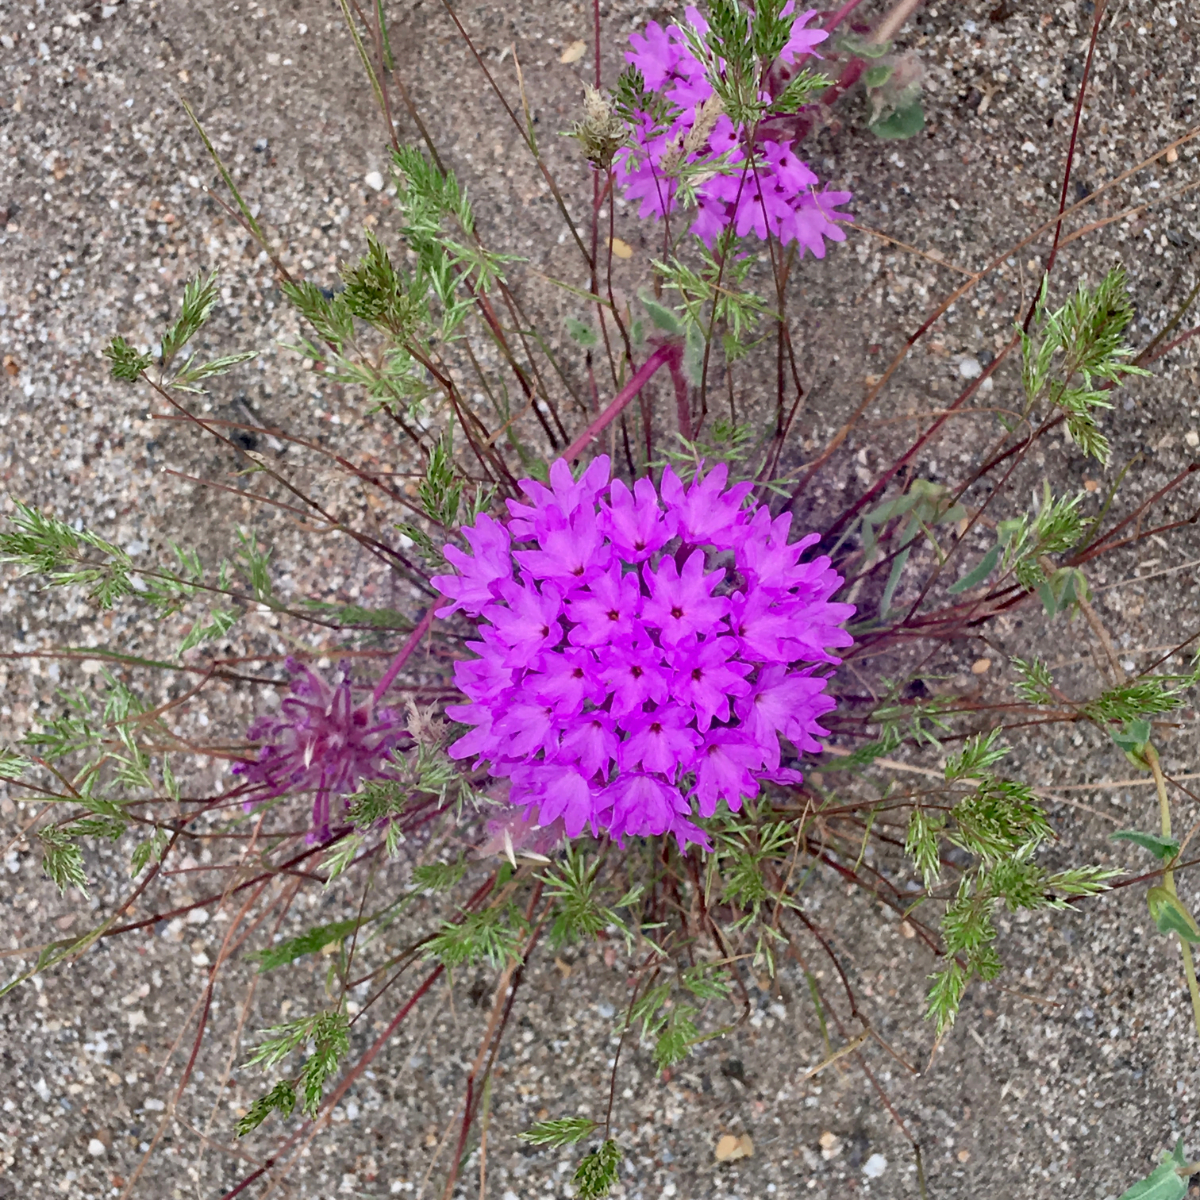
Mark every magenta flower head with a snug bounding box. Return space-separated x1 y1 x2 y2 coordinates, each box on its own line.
432 458 853 852
614 4 852 254
234 658 410 842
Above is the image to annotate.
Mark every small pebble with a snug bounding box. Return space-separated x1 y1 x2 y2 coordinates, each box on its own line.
715 1132 754 1161
863 1153 888 1178
971 658 991 674
1185 430 1199 448
958 356 982 380
87 1138 106 1157
364 170 385 192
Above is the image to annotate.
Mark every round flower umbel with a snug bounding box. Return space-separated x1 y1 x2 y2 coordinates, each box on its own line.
614 5 853 256
433 458 853 851
234 658 410 842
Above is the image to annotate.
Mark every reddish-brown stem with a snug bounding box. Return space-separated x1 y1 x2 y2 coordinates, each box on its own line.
1025 0 1107 331
371 601 438 706
564 343 680 461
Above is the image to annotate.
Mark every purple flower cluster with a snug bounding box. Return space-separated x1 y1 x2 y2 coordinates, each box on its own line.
615 4 853 255
234 658 410 841
433 458 853 851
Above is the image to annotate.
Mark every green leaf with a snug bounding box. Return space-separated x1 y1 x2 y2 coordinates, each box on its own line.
412 855 467 893
251 919 359 972
573 1139 623 1200
1112 719 1152 765
1147 887 1200 943
864 63 895 89
170 349 258 392
160 271 220 368
178 607 238 653
1111 830 1180 862
298 1010 350 1116
0 748 32 780
519 1117 597 1148
640 292 684 335
103 336 153 382
869 100 925 139
1011 656 1055 705
235 1080 297 1136
947 542 1001 594
130 827 170 877
565 316 599 347
1118 1140 1189 1200
427 905 525 970
878 544 912 617
944 729 1008 781
837 32 893 59
322 833 364 884
40 828 88 896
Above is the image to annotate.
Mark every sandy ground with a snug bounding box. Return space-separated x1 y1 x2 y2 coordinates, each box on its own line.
3 0 1200 1197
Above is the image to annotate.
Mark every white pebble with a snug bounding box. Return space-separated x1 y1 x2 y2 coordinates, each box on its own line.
87 1138 107 1157
958 356 982 380
364 170 385 192
92 35 102 50
1185 430 1199 448
863 1153 888 1178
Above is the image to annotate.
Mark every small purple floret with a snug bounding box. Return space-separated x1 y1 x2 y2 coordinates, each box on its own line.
233 658 410 841
614 5 853 254
432 458 853 852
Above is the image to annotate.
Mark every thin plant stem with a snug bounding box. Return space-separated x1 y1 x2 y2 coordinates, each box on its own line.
1147 744 1200 1039
564 343 678 460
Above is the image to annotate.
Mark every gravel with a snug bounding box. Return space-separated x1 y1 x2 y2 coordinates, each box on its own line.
3 0 1200 1198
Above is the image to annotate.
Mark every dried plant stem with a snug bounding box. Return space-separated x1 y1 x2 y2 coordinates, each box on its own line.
1147 745 1200 1039
871 0 924 45
1078 594 1125 685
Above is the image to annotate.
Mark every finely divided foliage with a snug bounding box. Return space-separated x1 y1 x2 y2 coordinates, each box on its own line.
2 1 1198 1196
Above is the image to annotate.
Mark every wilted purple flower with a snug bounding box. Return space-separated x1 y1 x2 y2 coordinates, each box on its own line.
432 457 853 851
614 4 852 254
234 658 410 841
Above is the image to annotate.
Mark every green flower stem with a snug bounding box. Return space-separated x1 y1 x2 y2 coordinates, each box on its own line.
1147 743 1200 1038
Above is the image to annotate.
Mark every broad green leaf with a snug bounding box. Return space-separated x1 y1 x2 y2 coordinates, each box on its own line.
565 317 598 347
1147 887 1200 943
870 101 925 140
1112 720 1152 761
1111 830 1179 862
1118 1140 1189 1200
640 293 684 336
864 63 895 89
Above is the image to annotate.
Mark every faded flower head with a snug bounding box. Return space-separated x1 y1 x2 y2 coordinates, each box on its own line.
613 4 852 255
432 457 853 851
572 84 629 169
234 658 410 841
